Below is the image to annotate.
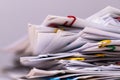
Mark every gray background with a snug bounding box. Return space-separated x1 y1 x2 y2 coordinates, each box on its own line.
0 0 120 77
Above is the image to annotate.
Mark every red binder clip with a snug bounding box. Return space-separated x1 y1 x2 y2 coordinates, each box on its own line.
63 15 76 27
48 15 76 28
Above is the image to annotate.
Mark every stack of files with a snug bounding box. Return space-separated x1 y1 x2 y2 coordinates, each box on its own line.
2 6 120 80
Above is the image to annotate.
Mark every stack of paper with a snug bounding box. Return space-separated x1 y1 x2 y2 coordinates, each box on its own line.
3 6 120 80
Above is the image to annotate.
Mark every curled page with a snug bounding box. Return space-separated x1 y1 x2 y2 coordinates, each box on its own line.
80 27 120 40
42 30 78 54
33 33 56 55
42 15 85 28
26 68 65 78
57 37 95 52
87 6 120 24
71 39 120 52
86 6 120 28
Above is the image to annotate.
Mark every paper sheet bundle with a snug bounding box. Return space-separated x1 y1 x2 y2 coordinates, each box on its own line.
2 6 120 80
